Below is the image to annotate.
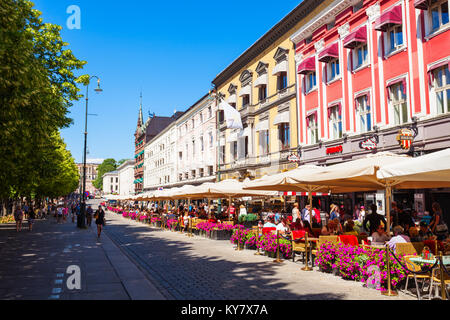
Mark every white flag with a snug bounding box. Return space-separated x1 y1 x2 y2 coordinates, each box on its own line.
218 102 243 130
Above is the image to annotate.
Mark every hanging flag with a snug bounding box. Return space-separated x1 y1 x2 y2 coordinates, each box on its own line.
218 102 243 130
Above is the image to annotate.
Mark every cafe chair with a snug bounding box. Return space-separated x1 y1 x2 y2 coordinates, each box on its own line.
291 230 306 263
429 267 450 300
403 255 432 300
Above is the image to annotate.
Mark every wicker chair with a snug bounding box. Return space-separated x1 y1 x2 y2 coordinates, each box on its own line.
396 242 424 256
291 231 307 263
403 255 432 300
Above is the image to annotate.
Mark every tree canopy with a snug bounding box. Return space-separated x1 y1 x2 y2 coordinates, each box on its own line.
0 0 88 201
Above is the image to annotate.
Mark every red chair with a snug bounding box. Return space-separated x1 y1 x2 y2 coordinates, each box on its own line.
292 230 306 241
262 227 277 235
339 235 359 246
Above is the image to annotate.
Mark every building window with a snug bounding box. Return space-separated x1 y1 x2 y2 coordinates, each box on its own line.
244 136 249 158
258 85 267 101
353 0 364 12
200 137 204 152
434 66 450 114
356 95 372 133
179 151 182 160
111 177 113 183
430 0 449 32
232 141 238 161
199 168 204 177
259 130 269 155
389 82 408 125
307 113 319 144
179 173 183 181
305 72 317 93
208 106 212 118
185 172 189 180
353 44 368 70
209 132 213 147
242 95 250 108
192 140 195 157
208 166 213 176
278 123 290 151
327 58 340 82
199 113 203 123
116 177 118 183
220 146 225 163
218 110 225 123
191 170 196 178
277 72 288 91
328 106 342 140
386 25 404 55
115 185 118 191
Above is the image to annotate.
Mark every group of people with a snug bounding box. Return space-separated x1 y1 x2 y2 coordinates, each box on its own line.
12 200 106 239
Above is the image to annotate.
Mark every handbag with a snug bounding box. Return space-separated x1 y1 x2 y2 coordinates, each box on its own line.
436 223 448 233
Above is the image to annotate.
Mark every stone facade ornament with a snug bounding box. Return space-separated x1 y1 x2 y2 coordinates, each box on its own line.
338 23 350 39
314 39 325 52
366 3 381 22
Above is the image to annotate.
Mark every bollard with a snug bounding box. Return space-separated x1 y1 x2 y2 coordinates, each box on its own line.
439 251 447 300
301 232 312 271
273 230 283 263
254 227 263 256
381 245 398 296
235 228 242 251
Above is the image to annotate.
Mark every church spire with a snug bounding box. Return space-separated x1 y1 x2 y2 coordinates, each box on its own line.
137 92 143 127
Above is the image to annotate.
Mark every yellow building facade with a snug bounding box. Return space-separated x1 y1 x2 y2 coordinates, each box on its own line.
212 0 332 181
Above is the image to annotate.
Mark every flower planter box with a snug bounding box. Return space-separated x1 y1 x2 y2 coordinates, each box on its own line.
244 243 256 250
265 251 277 259
210 229 232 241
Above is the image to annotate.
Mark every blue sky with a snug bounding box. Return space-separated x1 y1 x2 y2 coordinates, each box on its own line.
33 0 301 163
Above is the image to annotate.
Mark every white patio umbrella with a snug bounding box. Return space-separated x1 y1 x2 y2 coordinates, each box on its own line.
377 148 450 189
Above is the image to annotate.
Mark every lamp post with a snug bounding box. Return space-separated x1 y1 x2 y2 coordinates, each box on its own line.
78 76 103 229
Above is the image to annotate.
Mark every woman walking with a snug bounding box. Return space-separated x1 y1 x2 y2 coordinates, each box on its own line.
14 207 24 232
28 206 36 231
95 205 105 239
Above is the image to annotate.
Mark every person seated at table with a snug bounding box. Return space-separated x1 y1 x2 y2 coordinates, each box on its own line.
263 216 277 228
371 223 390 246
408 226 421 242
321 219 340 235
343 219 358 236
387 225 411 253
276 218 290 235
290 218 303 231
418 221 434 241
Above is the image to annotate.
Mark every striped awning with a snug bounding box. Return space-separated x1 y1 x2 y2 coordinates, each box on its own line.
374 5 402 32
282 192 330 196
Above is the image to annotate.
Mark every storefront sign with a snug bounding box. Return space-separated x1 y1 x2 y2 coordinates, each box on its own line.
287 153 301 163
326 145 343 155
360 137 378 150
396 129 415 150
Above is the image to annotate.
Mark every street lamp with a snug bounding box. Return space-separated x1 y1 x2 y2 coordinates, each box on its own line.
78 76 103 229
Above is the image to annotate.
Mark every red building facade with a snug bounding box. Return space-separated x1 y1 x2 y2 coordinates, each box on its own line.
134 103 145 195
291 0 450 165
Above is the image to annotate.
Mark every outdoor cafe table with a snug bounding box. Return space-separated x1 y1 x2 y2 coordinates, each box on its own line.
409 255 450 265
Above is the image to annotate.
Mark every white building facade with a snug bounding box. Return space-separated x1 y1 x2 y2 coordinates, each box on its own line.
117 160 135 196
143 123 178 191
175 94 217 186
102 171 119 195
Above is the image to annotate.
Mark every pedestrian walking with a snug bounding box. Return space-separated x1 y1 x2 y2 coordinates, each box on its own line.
63 205 68 222
28 206 36 231
57 206 63 224
14 207 24 232
95 205 105 239
86 205 93 227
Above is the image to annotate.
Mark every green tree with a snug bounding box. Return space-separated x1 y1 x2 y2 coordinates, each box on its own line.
93 159 117 190
0 0 88 206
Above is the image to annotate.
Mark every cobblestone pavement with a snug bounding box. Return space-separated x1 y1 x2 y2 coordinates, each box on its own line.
103 211 416 300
